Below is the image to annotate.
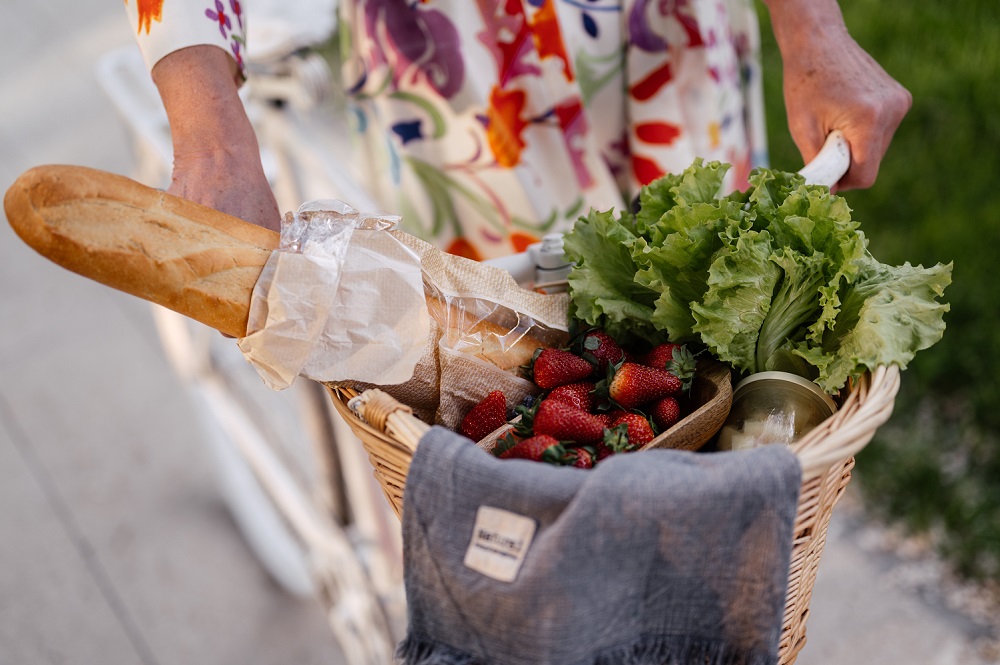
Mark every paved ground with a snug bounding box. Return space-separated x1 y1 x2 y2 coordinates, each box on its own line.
1 1 996 663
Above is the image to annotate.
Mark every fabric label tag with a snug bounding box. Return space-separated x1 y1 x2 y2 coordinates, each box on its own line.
463 505 537 583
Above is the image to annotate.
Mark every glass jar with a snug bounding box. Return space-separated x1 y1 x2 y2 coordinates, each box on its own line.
716 371 837 451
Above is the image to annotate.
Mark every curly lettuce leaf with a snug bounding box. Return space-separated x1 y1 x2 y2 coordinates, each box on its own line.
745 167 809 226
563 208 660 343
752 247 834 371
635 159 731 237
762 178 868 342
690 227 781 372
565 160 952 393
793 256 954 392
634 200 749 341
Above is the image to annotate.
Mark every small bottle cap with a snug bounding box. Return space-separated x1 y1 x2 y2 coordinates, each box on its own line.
535 233 571 270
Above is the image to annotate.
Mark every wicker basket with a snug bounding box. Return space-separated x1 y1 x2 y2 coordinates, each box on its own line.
327 364 900 665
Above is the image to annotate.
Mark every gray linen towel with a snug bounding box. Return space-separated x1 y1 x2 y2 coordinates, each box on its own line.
397 426 802 665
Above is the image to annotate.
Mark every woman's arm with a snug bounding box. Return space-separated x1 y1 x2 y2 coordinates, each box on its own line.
151 45 281 231
762 0 911 190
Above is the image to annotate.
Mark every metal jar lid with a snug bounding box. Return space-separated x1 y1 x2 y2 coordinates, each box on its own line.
732 371 838 414
717 371 838 451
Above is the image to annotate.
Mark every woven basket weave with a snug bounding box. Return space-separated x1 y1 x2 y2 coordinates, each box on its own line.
327 364 900 665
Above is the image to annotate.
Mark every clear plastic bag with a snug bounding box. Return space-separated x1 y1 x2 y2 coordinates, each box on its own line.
240 200 571 426
239 200 429 389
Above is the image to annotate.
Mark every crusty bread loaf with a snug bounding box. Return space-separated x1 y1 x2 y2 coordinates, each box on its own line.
424 296 565 372
4 165 564 366
5 164 279 338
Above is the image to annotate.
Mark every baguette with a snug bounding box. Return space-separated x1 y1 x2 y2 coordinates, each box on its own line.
5 165 563 365
5 164 278 338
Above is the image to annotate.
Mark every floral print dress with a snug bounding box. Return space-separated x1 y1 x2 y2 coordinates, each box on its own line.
125 0 767 260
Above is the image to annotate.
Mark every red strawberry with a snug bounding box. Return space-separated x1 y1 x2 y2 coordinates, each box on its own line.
603 362 682 409
564 446 596 469
577 330 627 374
530 399 606 445
526 348 594 389
499 434 566 464
490 431 519 457
640 344 697 394
668 346 698 393
600 422 630 456
593 412 616 429
651 396 681 430
595 439 615 461
640 343 682 370
610 412 655 449
603 408 628 422
459 390 508 442
546 382 596 412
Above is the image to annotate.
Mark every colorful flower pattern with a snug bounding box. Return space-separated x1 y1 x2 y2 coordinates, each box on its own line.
205 0 232 38
132 0 165 35
125 0 246 78
204 0 245 74
128 0 765 260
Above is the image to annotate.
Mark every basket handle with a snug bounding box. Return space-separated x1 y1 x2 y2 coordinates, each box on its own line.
347 389 430 453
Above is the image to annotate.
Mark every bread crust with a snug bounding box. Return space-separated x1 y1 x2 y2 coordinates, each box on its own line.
5 164 278 337
4 164 561 364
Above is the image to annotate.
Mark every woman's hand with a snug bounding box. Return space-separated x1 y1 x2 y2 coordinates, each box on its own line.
152 45 281 231
764 0 912 190
168 144 280 232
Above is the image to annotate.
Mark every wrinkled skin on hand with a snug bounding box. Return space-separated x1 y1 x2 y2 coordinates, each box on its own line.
767 0 911 191
782 30 911 191
168 144 281 232
153 45 281 231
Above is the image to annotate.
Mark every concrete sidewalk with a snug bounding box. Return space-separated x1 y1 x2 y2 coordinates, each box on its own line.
0 1 995 663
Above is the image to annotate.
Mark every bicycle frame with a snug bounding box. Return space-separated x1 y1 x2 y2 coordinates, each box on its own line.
96 40 408 663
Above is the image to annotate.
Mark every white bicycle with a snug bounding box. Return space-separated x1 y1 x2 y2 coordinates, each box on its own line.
96 6 409 662
94 8 576 659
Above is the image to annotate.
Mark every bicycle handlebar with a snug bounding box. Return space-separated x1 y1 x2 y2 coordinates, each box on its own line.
798 130 851 188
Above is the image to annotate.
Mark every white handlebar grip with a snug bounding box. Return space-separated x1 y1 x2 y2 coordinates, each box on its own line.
797 130 851 188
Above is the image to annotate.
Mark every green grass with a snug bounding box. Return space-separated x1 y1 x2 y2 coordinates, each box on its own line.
756 0 1000 581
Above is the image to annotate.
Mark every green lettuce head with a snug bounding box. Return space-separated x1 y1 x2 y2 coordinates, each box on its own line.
564 159 952 393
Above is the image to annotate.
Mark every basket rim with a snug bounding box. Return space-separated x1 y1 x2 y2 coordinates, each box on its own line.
791 365 900 478
333 365 900 477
